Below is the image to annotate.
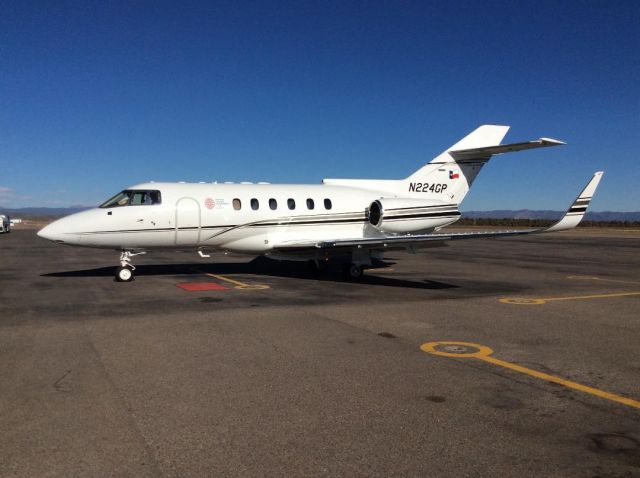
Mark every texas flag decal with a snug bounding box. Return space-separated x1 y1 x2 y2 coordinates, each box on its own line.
449 170 460 180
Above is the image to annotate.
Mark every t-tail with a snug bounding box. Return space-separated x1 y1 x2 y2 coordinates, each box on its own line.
405 125 565 205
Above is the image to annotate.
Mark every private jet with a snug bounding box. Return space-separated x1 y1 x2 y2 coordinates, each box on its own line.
38 125 603 282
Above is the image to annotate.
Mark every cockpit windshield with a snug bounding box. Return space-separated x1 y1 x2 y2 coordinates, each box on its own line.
100 190 162 208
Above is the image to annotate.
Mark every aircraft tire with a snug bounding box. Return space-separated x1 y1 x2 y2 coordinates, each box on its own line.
115 266 134 282
343 263 363 280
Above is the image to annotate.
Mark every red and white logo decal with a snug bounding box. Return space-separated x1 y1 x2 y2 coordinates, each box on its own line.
204 198 215 209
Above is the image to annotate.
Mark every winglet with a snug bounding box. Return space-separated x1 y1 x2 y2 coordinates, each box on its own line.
545 171 604 232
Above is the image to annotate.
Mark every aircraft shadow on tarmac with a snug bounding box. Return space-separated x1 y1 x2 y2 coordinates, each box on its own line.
41 257 458 290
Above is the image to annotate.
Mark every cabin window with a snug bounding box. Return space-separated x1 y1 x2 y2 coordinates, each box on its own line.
306 198 314 210
251 198 259 210
100 190 162 208
269 198 277 210
233 198 241 210
324 198 332 210
287 198 295 210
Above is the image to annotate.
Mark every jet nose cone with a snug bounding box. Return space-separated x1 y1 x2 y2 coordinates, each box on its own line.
37 222 62 242
37 213 89 245
37 224 53 240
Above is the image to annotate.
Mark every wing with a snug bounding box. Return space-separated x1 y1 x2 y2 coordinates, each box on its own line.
272 172 603 252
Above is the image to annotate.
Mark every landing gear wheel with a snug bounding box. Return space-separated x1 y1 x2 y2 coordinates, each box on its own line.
343 263 363 280
115 265 134 282
115 250 144 282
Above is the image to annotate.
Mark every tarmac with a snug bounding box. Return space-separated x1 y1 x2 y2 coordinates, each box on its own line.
1 228 639 477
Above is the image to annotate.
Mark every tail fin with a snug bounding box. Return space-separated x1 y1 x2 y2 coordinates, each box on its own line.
405 125 509 205
405 125 564 205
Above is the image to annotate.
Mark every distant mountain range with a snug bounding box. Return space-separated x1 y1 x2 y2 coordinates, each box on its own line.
1 206 639 222
0 206 90 217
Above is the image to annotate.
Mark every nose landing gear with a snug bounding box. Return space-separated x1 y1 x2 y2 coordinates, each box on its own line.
115 250 146 282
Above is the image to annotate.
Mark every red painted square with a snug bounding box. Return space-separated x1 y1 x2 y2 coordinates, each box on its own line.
176 282 228 291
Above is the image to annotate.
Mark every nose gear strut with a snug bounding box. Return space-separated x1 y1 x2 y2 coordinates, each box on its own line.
115 250 146 282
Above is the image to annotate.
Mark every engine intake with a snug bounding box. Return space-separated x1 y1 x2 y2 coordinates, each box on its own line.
368 200 383 227
367 198 460 234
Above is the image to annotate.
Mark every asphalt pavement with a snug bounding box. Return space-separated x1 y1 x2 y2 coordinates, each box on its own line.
1 228 639 477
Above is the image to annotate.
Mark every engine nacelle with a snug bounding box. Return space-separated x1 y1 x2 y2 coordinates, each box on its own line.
367 197 460 234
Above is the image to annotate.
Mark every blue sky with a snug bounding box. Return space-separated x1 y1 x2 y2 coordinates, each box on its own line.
1 1 638 210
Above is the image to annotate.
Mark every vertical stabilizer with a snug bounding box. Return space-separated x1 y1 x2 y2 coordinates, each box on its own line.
405 125 510 205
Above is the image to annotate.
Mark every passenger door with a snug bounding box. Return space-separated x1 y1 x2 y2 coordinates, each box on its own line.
175 197 201 246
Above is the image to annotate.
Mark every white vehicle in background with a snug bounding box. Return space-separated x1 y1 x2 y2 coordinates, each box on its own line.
0 215 10 233
37 125 603 282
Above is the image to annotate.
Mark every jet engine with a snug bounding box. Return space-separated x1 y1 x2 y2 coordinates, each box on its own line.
367 198 460 234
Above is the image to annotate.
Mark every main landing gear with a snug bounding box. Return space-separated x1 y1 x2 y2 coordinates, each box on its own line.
307 258 364 280
342 263 364 280
115 250 146 282
306 249 372 281
341 246 373 280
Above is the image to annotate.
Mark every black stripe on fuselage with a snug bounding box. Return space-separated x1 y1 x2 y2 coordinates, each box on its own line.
384 212 461 221
75 219 367 235
385 208 458 216
78 226 229 235
386 204 458 211
250 216 368 227
75 209 461 236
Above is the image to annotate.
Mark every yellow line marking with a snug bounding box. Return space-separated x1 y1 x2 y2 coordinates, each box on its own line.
368 268 395 273
567 275 640 285
205 273 270 290
500 291 640 305
420 341 640 410
542 291 640 301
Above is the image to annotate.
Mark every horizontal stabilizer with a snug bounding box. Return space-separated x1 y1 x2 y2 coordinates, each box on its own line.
450 138 565 160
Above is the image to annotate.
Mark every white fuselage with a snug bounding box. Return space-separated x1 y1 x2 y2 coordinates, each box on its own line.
38 181 460 257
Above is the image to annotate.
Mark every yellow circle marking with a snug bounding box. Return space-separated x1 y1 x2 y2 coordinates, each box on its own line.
420 341 640 410
420 341 494 358
499 298 546 305
234 284 271 290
